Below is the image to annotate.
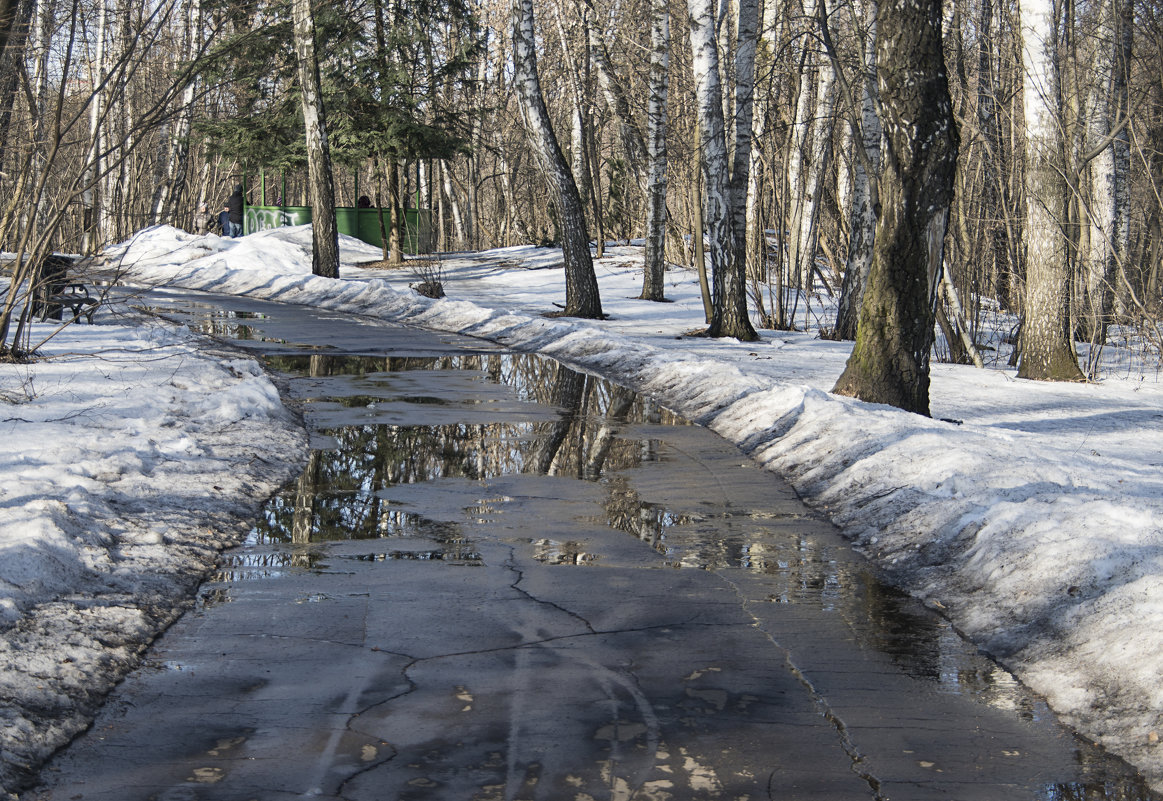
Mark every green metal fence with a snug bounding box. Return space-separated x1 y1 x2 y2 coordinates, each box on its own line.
243 205 431 254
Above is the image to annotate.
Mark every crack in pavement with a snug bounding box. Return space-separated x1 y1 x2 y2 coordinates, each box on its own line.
717 569 888 801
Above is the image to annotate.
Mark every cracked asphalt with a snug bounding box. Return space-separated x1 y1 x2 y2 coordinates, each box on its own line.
21 291 1156 800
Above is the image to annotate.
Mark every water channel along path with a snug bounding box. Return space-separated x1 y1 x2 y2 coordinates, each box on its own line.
23 289 1159 801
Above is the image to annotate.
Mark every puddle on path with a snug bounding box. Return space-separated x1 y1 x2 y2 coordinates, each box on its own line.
136 302 289 344
141 291 1155 800
230 350 1154 799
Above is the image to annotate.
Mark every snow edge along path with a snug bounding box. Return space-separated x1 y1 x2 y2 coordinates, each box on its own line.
113 229 1163 791
0 316 308 796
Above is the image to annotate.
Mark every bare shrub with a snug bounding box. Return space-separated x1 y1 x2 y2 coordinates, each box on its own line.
409 255 445 299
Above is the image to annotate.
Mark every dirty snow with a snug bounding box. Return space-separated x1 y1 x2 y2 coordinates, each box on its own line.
0 305 306 792
3 223 1162 793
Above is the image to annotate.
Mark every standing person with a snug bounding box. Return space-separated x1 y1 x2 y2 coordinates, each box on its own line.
225 185 244 237
194 203 211 235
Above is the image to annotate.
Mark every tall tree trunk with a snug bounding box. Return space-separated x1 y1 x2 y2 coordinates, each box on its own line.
1017 0 1083 380
579 0 647 186
440 160 468 249
834 0 879 341
150 0 201 225
387 156 403 263
555 6 602 257
0 0 34 169
729 0 759 275
833 0 959 415
976 0 1014 309
640 0 669 301
293 0 339 277
797 74 836 292
784 1 818 295
511 0 603 318
1082 0 1132 346
81 0 108 255
687 0 757 340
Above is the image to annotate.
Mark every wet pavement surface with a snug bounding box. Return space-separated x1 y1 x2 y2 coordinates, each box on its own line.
23 289 1160 800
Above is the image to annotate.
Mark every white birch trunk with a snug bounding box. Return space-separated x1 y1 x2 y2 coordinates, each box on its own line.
107 0 135 242
688 0 730 297
1084 0 1131 340
582 0 647 180
687 0 755 338
743 0 787 286
440 160 468 248
150 0 201 224
729 0 759 265
81 0 108 255
797 70 835 293
554 6 589 213
641 0 669 300
835 0 879 340
511 0 602 317
784 3 818 292
1017 0 1083 380
25 0 54 228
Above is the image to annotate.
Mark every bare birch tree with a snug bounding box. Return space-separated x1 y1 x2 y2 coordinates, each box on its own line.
832 0 879 341
687 0 757 340
1080 0 1132 350
1017 0 1084 381
512 0 603 318
640 0 668 301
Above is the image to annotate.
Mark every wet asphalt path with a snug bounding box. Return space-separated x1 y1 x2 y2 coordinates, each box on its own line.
22 289 1157 801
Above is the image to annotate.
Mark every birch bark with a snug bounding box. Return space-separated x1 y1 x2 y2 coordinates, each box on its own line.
784 11 816 295
1017 0 1083 380
729 0 759 271
833 0 879 341
512 0 603 317
640 0 668 301
580 0 646 179
1083 0 1131 345
150 0 201 224
687 0 757 339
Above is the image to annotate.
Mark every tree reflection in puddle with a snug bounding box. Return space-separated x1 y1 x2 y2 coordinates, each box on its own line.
250 353 679 552
531 539 600 565
236 350 1156 800
136 302 284 343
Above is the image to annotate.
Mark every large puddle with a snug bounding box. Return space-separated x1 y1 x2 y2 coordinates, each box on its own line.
139 291 1158 799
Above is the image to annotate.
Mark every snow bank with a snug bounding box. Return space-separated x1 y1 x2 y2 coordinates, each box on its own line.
0 313 306 792
9 222 1161 790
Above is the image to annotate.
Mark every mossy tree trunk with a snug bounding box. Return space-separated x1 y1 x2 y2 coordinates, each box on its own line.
832 0 959 415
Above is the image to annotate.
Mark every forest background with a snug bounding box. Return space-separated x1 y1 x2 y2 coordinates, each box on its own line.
1 0 1162 388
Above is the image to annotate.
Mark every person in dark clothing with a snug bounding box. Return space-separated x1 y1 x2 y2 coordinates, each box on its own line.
225 185 244 237
357 195 372 208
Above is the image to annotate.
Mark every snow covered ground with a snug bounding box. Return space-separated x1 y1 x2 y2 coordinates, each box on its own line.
4 223 1163 794
0 298 307 793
